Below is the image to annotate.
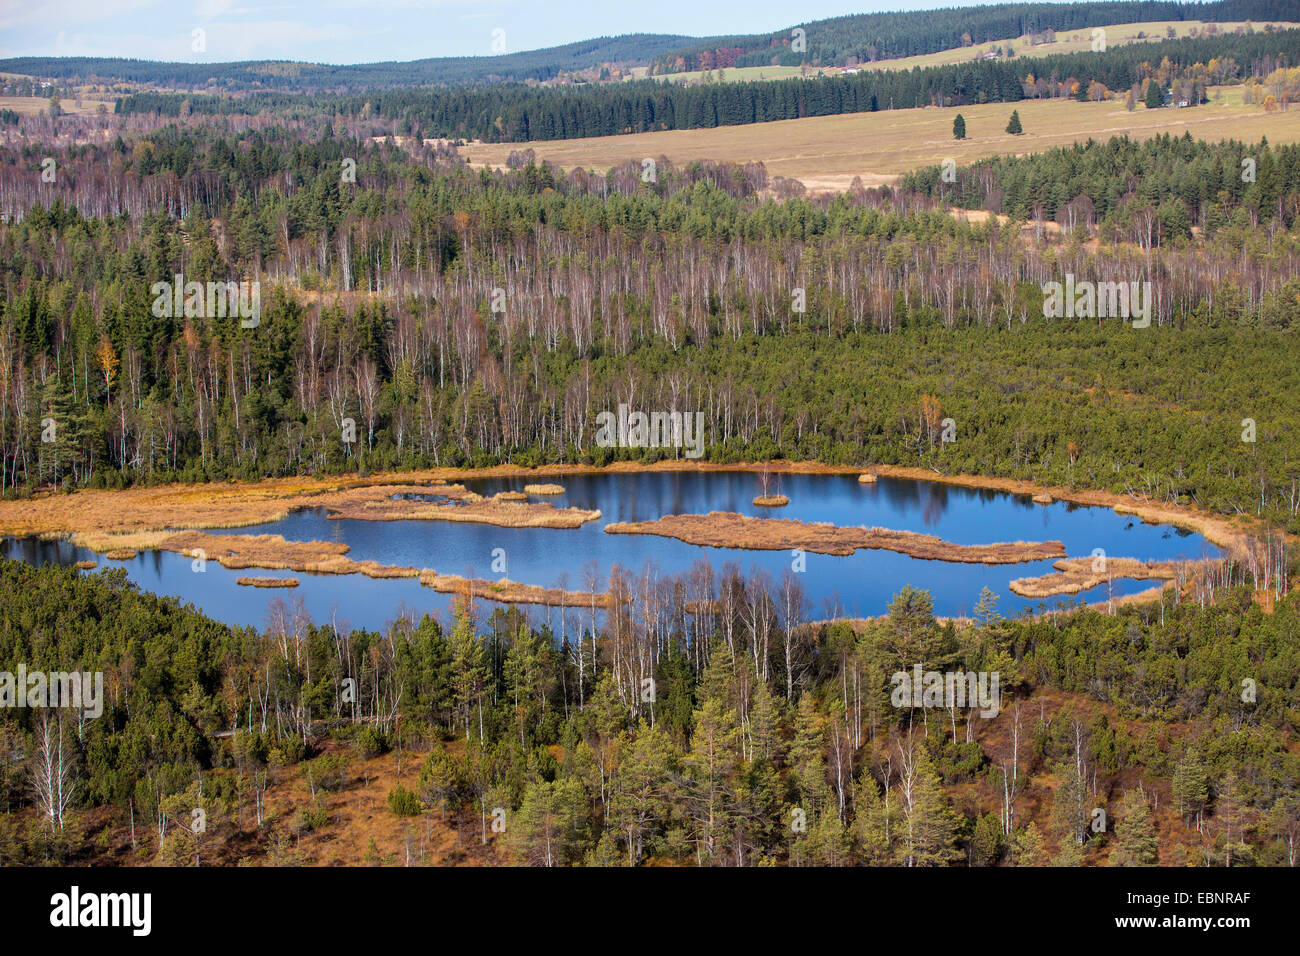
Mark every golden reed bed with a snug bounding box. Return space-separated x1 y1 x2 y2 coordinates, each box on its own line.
0 476 598 541
605 511 1065 564
77 529 606 608
1009 557 1182 598
524 483 566 495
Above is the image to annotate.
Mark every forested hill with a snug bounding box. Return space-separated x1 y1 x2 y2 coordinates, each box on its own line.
0 34 705 91
115 28 1300 143
3 0 1292 91
654 0 1298 72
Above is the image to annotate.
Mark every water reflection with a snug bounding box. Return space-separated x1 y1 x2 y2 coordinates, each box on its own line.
4 471 1219 632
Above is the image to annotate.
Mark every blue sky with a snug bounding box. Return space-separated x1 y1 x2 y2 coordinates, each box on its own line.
0 0 1022 63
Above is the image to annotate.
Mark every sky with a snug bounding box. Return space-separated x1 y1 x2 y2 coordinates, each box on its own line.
0 0 1033 64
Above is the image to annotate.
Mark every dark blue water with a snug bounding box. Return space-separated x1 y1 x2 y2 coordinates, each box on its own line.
3 472 1216 633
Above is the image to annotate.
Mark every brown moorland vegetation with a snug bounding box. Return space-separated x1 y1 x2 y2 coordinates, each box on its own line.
418 570 609 608
605 511 1066 564
524 483 566 495
1009 556 1182 598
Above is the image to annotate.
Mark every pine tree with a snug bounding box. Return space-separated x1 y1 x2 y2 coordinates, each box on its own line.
509 777 589 867
449 603 487 741
1171 749 1208 827
609 721 675 865
1110 787 1159 866
789 694 831 816
970 811 1002 865
855 769 896 864
418 746 460 821
898 747 959 866
1005 109 1023 134
953 113 966 139
1012 822 1048 866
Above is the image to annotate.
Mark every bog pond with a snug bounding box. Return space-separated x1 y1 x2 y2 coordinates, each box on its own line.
3 471 1218 632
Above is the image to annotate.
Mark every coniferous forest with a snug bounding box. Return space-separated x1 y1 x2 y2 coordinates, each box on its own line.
0 1 1297 886
108 27 1300 142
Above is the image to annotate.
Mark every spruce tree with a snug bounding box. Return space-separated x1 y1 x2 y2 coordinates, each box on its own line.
1005 109 1022 134
1145 79 1165 109
953 113 966 139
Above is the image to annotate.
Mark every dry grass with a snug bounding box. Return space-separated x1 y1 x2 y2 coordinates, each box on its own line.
103 548 136 560
418 571 609 608
326 487 598 528
462 88 1300 193
236 576 300 588
853 20 1297 73
753 494 789 507
524 483 566 495
0 474 597 542
74 559 97 570
606 511 1065 564
858 473 878 484
1009 557 1182 598
0 95 114 117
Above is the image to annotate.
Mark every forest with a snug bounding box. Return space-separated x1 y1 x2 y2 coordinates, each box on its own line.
1 0 1298 870
2 128 1298 533
904 130 1300 225
110 28 1300 142
654 0 1296 72
1 547 1295 865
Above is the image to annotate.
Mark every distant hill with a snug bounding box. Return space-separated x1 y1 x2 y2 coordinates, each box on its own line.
0 34 708 92
2 0 1295 92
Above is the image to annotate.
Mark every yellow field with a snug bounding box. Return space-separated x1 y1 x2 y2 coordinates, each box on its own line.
854 20 1298 72
462 89 1300 192
0 95 114 116
657 64 805 84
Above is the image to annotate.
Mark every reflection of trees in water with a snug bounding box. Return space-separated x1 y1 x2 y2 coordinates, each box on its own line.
876 477 952 528
922 487 947 528
2 534 81 566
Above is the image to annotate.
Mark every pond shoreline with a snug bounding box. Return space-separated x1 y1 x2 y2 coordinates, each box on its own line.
0 459 1255 552
0 459 1256 610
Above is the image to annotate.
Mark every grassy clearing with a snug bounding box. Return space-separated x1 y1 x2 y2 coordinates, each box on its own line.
656 64 805 84
0 95 115 116
854 20 1299 72
462 87 1300 191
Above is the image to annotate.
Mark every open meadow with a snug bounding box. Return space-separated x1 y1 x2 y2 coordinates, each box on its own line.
463 87 1300 191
